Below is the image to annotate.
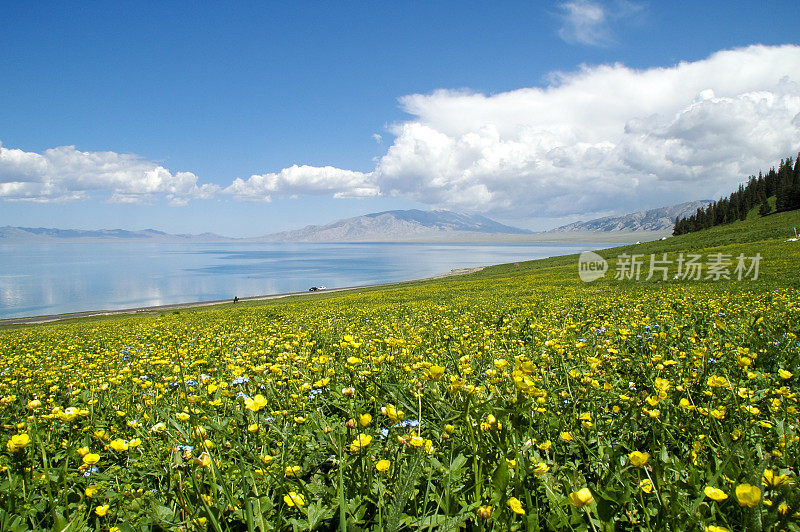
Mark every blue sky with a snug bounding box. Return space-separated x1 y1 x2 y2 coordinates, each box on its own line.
1 1 799 236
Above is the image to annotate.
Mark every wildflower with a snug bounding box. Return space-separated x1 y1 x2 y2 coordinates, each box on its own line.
507 497 525 515
382 404 404 421
95 505 110 517
569 488 594 508
704 487 728 501
762 469 791 488
628 451 649 467
283 491 306 507
245 394 267 412
175 412 190 421
706 526 732 532
538 440 552 451
151 422 166 433
735 484 761 507
109 439 129 452
359 413 372 427
342 387 355 397
425 365 445 380
350 434 373 451
560 432 574 442
83 453 100 466
533 462 550 475
195 452 212 468
285 465 301 477
707 375 729 388
85 485 98 498
26 399 41 411
639 479 654 493
376 459 390 472
248 423 259 433
6 433 30 452
779 369 793 379
477 505 492 519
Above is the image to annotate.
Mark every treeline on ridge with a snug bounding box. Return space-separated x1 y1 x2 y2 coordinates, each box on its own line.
673 155 800 236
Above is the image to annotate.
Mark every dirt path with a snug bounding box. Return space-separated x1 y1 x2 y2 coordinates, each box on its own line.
0 267 485 327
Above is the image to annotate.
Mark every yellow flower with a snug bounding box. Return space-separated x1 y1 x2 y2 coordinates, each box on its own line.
85 485 98 498
95 504 109 517
707 375 729 388
533 462 550 475
779 369 793 379
704 486 728 501
762 469 791 488
359 413 372 427
285 465 301 477
569 488 594 508
195 451 212 468
628 451 649 467
109 439 129 452
477 505 492 519
376 459 390 472
381 404 404 421
560 432 574 442
507 496 525 515
245 394 268 412
639 479 653 493
537 440 552 451
248 423 259 433
83 453 100 465
283 491 306 507
175 412 191 421
735 483 761 507
425 365 445 380
350 434 373 451
6 433 30 452
706 526 732 532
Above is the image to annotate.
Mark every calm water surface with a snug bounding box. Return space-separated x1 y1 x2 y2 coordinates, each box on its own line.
0 241 616 319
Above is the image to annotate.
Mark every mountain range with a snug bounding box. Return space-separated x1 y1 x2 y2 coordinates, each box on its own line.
253 209 531 242
547 200 712 233
0 201 708 242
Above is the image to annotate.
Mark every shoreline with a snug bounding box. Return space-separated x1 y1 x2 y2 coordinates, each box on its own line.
0 267 485 327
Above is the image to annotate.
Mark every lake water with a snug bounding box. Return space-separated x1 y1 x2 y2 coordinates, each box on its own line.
0 241 615 319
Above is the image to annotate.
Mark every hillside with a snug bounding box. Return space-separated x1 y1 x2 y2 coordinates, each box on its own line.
0 226 228 242
549 200 711 232
255 209 532 241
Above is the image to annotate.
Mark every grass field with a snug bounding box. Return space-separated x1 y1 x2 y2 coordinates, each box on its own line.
1 208 799 531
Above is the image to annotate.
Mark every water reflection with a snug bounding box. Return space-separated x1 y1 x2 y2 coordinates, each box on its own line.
0 241 618 319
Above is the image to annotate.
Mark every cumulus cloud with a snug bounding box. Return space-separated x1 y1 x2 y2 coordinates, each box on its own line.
223 165 378 201
3 44 799 226
372 44 800 220
0 143 219 204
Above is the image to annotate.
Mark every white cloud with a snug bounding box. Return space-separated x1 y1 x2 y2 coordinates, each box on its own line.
0 143 219 204
223 164 378 201
372 44 800 220
3 44 799 227
558 0 612 46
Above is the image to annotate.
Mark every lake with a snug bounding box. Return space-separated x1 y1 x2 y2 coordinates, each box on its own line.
0 241 616 319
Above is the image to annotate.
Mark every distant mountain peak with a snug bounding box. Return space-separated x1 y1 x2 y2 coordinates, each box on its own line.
548 200 713 233
258 209 531 241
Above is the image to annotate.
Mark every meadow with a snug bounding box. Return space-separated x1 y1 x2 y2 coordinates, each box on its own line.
1 208 800 531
